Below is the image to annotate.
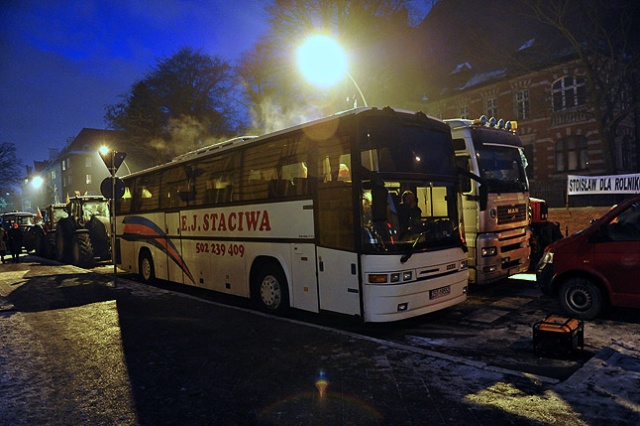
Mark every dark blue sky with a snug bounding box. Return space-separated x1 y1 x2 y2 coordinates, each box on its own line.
0 1 270 169
1 1 430 172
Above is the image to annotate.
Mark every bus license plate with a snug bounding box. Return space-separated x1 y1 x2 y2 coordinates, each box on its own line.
430 285 451 300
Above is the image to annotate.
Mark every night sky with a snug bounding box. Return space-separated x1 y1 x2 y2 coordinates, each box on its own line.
0 1 270 170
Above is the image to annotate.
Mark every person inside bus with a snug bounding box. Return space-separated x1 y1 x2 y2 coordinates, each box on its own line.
398 190 422 237
362 192 373 228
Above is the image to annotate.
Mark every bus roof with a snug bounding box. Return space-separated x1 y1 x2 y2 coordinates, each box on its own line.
124 106 445 179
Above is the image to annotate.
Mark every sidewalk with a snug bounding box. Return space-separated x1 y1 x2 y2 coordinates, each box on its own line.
1 257 639 425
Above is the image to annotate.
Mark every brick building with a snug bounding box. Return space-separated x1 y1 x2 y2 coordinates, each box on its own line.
418 0 639 208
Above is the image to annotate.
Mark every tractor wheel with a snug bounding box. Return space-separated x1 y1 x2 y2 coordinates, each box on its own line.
34 230 46 257
72 232 95 268
55 226 68 262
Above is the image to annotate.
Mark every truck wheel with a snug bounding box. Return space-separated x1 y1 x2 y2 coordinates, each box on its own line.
252 263 289 314
72 232 95 268
139 251 155 283
559 277 603 320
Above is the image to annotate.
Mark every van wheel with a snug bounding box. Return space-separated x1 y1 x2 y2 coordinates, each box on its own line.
559 277 603 320
253 264 289 314
139 252 155 284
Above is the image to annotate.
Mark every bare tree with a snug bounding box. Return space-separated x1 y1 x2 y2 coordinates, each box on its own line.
521 0 640 173
106 48 242 164
0 142 24 210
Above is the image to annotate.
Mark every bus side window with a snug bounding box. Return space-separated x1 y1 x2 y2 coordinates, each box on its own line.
119 186 132 214
160 166 187 210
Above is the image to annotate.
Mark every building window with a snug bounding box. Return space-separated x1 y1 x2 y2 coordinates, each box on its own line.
85 157 92 167
486 98 498 118
515 90 529 120
86 174 92 185
62 159 67 171
459 106 469 119
49 170 56 180
556 136 588 172
552 76 586 112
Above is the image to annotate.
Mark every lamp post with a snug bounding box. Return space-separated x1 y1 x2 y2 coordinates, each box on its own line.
297 35 368 107
98 146 127 286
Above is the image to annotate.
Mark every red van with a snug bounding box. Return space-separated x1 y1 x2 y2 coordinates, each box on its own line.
537 194 640 319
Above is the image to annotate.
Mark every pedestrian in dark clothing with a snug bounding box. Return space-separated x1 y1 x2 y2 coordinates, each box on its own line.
7 223 23 263
0 225 7 263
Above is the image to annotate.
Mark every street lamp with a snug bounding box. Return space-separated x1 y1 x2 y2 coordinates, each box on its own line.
297 35 368 107
31 175 60 204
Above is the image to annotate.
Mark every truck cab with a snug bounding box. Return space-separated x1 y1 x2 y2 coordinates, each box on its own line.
446 116 531 284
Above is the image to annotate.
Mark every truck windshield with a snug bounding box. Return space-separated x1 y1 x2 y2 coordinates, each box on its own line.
358 115 462 254
476 146 528 193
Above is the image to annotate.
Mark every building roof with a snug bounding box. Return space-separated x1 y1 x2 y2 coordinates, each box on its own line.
417 0 578 99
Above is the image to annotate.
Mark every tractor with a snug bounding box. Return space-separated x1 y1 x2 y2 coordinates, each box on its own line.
55 196 111 268
33 203 68 259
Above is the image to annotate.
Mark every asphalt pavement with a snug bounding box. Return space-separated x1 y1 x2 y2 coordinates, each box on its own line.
1 255 639 425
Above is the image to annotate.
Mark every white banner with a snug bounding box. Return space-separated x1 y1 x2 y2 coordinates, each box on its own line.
567 173 640 195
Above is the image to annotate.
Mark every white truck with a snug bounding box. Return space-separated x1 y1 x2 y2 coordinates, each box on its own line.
447 116 531 284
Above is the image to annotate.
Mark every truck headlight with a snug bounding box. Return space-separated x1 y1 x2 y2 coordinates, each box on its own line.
481 246 497 257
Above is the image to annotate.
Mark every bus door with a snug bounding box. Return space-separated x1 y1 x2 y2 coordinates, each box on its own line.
316 179 361 316
317 247 361 316
164 212 185 284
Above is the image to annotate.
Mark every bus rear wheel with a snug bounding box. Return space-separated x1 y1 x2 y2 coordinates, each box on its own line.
139 251 155 284
253 264 289 314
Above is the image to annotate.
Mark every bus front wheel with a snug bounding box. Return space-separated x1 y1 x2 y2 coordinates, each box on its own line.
253 264 289 314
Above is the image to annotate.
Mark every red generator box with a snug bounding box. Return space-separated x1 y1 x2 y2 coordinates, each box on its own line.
533 315 584 358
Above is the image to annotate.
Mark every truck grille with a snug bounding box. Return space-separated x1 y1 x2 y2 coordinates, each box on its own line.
497 203 526 224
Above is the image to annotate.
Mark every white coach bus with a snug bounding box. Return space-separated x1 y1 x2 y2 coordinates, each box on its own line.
115 107 468 322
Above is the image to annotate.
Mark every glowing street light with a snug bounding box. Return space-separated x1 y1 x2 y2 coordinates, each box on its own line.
296 35 368 107
30 175 59 204
31 175 45 189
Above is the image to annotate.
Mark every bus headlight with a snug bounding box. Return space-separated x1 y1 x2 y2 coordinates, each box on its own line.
481 246 497 257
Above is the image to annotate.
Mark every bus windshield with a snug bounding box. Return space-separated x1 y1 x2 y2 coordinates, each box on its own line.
358 115 461 254
476 146 528 194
